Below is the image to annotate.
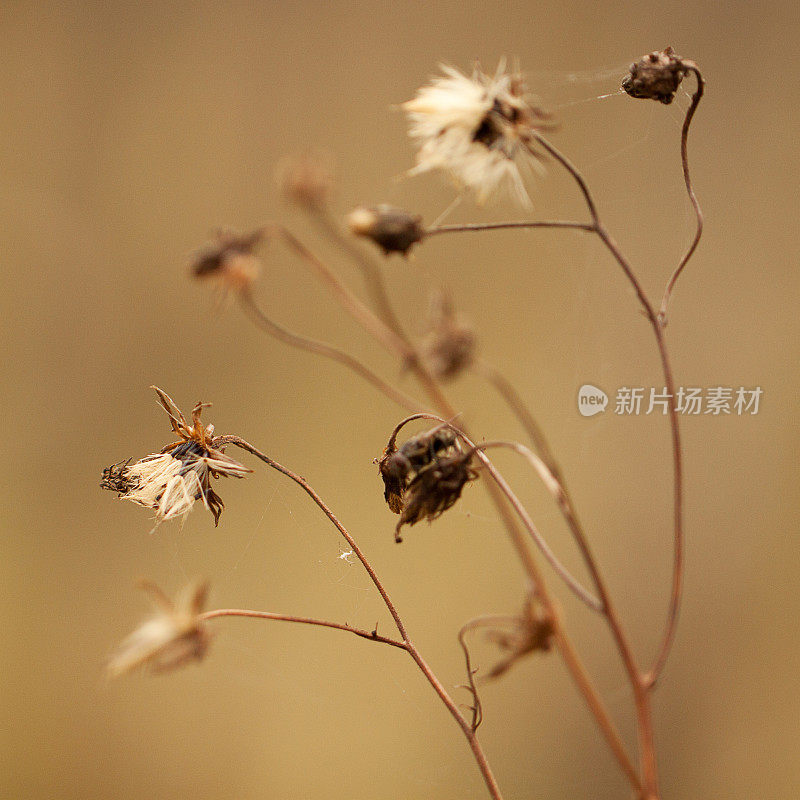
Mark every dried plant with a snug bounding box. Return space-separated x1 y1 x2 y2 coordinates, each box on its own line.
102 49 706 800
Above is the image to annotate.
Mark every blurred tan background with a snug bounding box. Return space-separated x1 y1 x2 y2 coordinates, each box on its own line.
2 1 798 798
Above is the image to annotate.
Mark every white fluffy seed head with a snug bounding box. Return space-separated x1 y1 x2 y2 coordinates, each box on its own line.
403 63 546 206
122 450 249 524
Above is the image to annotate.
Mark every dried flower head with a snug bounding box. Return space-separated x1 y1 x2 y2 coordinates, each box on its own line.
108 578 210 677
403 61 552 206
484 596 554 679
190 228 263 292
347 204 425 255
622 47 686 105
101 387 251 527
277 151 334 209
377 425 477 542
420 289 476 380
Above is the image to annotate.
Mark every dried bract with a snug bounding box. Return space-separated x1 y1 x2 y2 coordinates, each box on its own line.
376 426 477 542
420 290 476 380
101 387 251 527
108 579 210 677
347 205 425 255
190 228 263 292
403 62 552 205
485 597 554 679
622 47 686 105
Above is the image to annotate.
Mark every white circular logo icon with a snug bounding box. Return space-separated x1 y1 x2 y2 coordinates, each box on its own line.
577 384 608 417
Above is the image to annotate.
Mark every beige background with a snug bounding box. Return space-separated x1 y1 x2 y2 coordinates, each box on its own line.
2 1 798 798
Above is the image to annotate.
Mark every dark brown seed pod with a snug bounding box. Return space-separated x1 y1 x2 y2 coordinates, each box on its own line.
622 47 686 105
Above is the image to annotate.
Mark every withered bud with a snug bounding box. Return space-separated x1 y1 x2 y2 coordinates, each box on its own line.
347 205 425 255
377 427 459 512
397 450 476 541
420 289 476 381
277 151 334 209
190 228 264 291
622 47 686 105
375 426 476 542
485 597 554 679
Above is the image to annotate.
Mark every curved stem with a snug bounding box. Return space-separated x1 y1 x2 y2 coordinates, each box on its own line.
426 219 594 236
201 608 407 649
211 434 409 641
208 434 503 800
531 131 684 686
389 418 601 610
404 641 504 800
386 414 639 790
280 224 637 789
386 417 601 609
644 331 683 687
238 286 422 413
658 64 705 325
476 441 641 686
471 357 564 483
457 618 506 732
271 223 414 361
528 131 693 796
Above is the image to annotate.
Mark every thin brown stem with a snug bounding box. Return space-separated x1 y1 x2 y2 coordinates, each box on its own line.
211 434 408 641
476 441 642 687
209 434 504 799
635 680 659 800
403 640 504 800
457 619 502 732
471 357 564 483
271 223 415 361
238 286 422 413
658 64 705 325
644 331 683 688
201 608 407 649
426 220 594 236
311 207 411 339
459 613 543 706
280 225 637 789
387 417 600 611
529 131 691 795
530 132 684 685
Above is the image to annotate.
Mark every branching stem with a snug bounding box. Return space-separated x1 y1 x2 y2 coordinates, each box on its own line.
209 433 503 800
386 414 640 790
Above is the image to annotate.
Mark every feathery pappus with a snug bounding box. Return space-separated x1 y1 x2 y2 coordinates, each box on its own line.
403 61 553 206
